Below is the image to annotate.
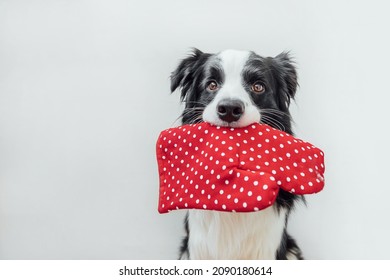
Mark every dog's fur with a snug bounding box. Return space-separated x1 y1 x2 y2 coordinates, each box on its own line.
170 49 303 260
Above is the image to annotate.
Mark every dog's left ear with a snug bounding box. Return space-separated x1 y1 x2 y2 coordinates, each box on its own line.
271 52 298 112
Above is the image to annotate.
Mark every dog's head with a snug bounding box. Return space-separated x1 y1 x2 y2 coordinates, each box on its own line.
171 49 298 134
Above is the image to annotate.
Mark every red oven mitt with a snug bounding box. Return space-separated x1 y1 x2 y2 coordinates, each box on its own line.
156 122 324 213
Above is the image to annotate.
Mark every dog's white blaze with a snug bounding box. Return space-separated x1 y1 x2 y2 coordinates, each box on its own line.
187 206 286 259
202 50 261 127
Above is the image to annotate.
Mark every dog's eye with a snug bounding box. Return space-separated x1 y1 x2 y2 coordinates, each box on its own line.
207 81 219 92
251 83 265 94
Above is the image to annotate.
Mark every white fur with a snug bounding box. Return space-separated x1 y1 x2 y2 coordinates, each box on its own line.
202 50 261 127
185 206 286 260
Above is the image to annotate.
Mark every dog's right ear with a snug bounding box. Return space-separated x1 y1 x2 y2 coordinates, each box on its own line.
269 52 298 113
170 48 206 101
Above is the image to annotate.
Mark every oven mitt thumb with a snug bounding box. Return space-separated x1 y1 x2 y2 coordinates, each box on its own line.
156 122 325 213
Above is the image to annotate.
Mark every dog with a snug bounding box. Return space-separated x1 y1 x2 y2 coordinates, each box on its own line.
170 49 303 260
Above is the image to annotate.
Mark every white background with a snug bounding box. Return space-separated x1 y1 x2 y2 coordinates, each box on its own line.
1 0 389 259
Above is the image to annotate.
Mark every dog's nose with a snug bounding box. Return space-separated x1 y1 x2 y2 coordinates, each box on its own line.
217 99 245 123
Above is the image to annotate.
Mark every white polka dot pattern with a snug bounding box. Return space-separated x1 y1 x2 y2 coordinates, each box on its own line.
156 122 325 213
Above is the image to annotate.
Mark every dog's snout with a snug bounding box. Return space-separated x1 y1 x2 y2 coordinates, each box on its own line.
217 99 245 123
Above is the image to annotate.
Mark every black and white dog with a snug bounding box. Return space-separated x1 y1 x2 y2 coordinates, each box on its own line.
170 49 303 260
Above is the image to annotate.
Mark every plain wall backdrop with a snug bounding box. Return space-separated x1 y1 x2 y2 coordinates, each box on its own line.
1 0 390 259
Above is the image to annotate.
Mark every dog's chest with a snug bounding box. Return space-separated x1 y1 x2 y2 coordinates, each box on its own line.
187 206 286 259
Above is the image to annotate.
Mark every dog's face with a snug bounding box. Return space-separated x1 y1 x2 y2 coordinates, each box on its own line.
171 49 298 134
171 50 302 260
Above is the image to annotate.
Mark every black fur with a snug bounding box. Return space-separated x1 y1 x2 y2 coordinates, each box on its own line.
171 49 304 260
276 230 304 260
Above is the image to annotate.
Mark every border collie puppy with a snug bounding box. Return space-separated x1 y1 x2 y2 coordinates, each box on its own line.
170 49 303 260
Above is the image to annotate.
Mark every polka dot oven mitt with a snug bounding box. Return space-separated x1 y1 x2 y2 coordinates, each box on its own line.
156 122 325 213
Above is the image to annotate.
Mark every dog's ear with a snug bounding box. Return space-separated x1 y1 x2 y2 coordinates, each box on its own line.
170 48 207 101
271 52 298 112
